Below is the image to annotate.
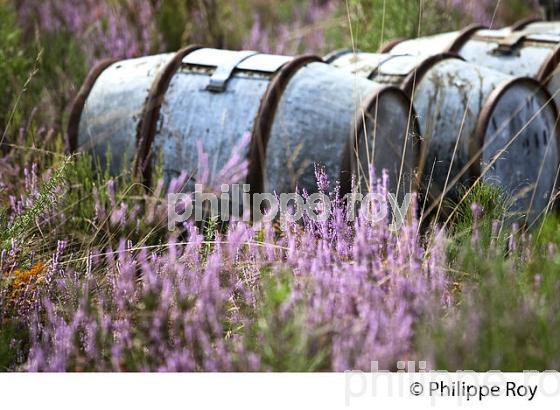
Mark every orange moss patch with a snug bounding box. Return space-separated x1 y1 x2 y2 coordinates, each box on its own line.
2 261 46 311
3 261 47 301
11 261 47 289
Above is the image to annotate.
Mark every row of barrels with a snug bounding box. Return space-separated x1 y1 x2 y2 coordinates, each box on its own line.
68 18 560 224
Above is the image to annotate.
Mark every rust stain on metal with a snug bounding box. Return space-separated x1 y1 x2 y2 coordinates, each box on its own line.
323 48 355 64
537 43 560 82
446 24 487 53
135 44 202 185
510 16 543 31
247 54 322 196
378 37 406 53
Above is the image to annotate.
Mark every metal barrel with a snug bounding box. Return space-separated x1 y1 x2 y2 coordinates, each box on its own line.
386 24 487 54
508 17 544 32
387 25 560 110
67 53 178 175
512 21 560 34
68 47 420 202
384 17 556 55
328 51 560 224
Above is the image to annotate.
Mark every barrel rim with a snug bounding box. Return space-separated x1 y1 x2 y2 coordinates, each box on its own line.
472 76 560 181
400 52 465 97
446 23 488 53
66 58 119 153
247 54 323 198
378 37 407 53
135 45 203 185
510 16 543 31
323 48 358 64
536 43 560 83
339 85 423 196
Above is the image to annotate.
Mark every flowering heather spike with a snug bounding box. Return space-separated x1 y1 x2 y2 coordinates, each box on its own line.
196 140 211 188
45 240 66 289
107 179 116 208
16 0 158 63
168 170 189 194
17 117 455 372
314 164 329 194
216 132 251 186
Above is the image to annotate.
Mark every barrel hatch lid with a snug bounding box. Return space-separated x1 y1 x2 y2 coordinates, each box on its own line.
183 48 293 73
473 30 560 44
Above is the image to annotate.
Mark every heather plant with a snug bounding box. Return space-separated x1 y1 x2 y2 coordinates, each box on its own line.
2 0 559 374
0 137 174 370
15 0 158 63
23 168 450 371
1 132 452 371
12 0 151 130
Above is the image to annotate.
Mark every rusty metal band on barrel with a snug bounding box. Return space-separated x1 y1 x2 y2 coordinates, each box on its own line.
400 52 464 97
537 44 560 84
247 55 323 196
510 16 542 31
66 58 119 153
445 24 487 53
135 45 202 185
338 86 423 196
323 48 356 64
378 37 406 53
471 77 560 180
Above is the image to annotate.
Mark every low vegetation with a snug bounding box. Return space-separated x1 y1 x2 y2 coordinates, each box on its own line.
1 0 557 372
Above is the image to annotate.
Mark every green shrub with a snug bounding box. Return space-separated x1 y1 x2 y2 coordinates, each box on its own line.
0 4 34 135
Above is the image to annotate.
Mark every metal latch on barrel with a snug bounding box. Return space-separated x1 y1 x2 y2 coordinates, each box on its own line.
491 32 526 55
206 51 259 92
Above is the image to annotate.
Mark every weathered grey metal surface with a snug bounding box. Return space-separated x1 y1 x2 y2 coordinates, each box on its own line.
155 49 278 190
76 54 174 175
389 26 560 108
479 79 558 223
72 48 419 207
458 31 559 75
264 62 417 198
329 52 559 223
158 49 417 197
458 31 560 107
390 31 464 55
330 52 395 80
